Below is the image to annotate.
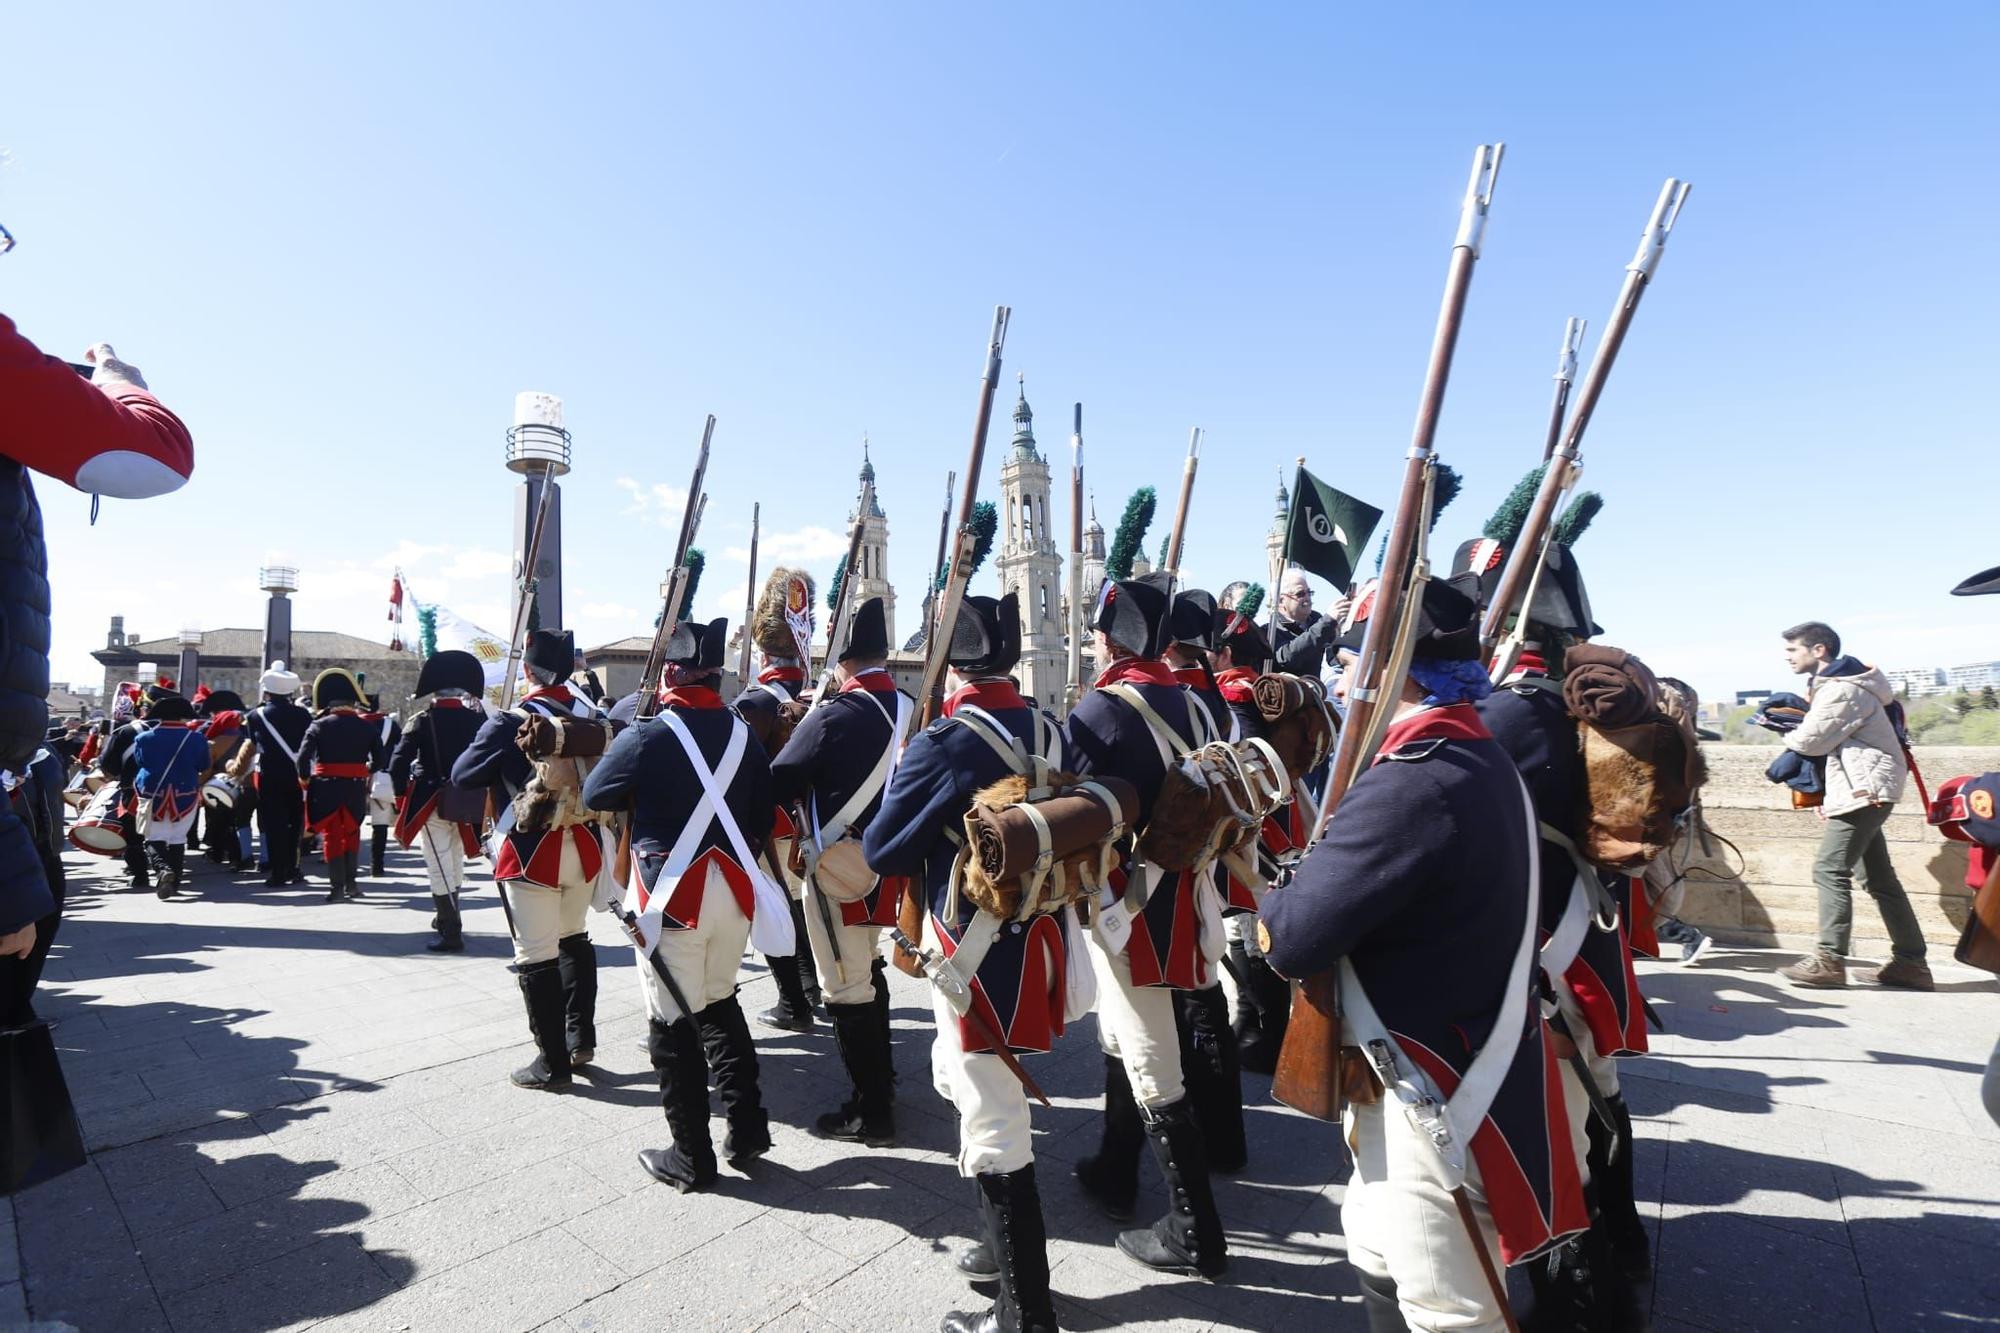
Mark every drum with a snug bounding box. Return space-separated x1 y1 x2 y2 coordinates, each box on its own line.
61 769 106 811
202 774 243 810
68 784 127 856
367 771 396 823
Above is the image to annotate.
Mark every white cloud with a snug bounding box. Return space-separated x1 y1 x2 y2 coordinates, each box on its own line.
580 601 642 620
616 477 690 527
721 525 850 566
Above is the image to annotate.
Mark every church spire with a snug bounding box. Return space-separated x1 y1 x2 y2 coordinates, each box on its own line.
1011 373 1040 461
855 435 885 518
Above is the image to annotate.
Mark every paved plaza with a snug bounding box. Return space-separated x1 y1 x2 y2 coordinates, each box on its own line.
3 842 1997 1332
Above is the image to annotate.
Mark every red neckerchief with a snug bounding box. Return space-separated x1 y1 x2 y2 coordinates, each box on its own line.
523 684 576 707
433 696 471 710
840 668 897 695
944 679 1024 717
1094 656 1177 690
662 686 724 712
358 712 384 724
1170 665 1210 691
1374 703 1491 762
758 665 805 685
1504 649 1550 683
1214 666 1258 705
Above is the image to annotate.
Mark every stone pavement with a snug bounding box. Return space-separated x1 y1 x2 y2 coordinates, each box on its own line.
4 841 1998 1332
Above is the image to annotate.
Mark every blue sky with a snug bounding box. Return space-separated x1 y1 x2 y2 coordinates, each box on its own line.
5 4 1996 701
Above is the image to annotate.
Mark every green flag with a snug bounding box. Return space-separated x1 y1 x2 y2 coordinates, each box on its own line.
1285 465 1381 590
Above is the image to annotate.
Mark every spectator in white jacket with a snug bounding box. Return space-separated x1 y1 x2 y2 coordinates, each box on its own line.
1775 621 1931 991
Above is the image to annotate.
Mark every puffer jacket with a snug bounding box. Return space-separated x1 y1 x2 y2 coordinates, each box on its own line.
1786 658 1907 817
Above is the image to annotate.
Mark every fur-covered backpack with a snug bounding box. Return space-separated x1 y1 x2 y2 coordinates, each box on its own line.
1561 644 1707 871
513 711 614 835
1104 684 1289 874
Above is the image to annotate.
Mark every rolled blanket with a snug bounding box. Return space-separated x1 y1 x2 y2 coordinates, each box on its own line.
1252 673 1307 724
1252 671 1335 783
965 774 1139 885
516 714 610 760
1561 644 1660 728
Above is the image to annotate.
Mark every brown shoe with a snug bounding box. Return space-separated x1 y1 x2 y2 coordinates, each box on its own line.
1780 950 1847 988
1867 958 1934 991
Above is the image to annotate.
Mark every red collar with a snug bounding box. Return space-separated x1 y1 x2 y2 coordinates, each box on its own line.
433 696 471 710
1094 657 1177 690
945 679 1025 716
840 668 897 695
1375 703 1491 761
1506 649 1550 681
523 684 575 706
758 665 805 685
1171 665 1211 691
1214 666 1258 704
662 686 724 711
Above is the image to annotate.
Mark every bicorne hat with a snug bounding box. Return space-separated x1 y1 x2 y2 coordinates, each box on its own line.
312 667 367 711
665 618 729 673
839 597 890 663
524 629 575 679
417 649 486 698
1168 589 1218 652
948 592 1022 676
1092 574 1171 659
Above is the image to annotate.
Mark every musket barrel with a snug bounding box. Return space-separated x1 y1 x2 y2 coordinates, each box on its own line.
1541 316 1586 461
738 502 760 686
1163 426 1200 580
1067 404 1083 707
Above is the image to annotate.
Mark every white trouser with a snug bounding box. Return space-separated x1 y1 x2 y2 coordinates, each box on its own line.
504 835 596 966
800 881 884 1007
416 817 466 897
1553 998 1617 1185
1343 1096 1508 1333
1555 988 1621 1096
929 988 1034 1177
1085 928 1185 1110
639 864 752 1023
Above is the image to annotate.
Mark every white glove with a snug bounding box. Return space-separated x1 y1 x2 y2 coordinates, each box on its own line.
85 342 148 391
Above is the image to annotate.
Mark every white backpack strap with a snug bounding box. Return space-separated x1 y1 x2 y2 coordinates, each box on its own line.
1104 683 1189 767
255 707 303 768
812 690 911 850
955 705 1030 775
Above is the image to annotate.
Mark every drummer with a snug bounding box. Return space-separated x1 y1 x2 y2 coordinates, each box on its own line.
127 694 209 899
193 689 251 871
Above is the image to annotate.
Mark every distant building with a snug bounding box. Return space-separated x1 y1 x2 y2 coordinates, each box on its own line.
1947 661 2000 692
1885 666 1950 698
93 620 420 715
1734 689 1775 708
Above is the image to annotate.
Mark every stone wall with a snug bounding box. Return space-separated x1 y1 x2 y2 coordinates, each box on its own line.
1678 745 2000 953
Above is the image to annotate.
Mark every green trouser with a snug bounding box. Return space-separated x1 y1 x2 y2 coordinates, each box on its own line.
1814 801 1927 963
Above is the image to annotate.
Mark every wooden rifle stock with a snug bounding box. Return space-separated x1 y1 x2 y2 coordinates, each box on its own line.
635 416 716 721
498 460 562 711
1272 144 1504 1122
1479 178 1691 662
915 305 1011 728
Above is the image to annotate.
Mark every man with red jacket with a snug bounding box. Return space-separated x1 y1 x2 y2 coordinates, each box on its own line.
0 316 193 972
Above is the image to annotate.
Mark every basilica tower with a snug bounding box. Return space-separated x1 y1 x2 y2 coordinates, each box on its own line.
846 442 896 647
996 377 1065 710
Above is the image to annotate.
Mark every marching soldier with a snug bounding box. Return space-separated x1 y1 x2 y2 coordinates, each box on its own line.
237 662 311 887
358 693 403 879
736 567 824 1034
454 629 611 1091
126 692 206 899
1066 574 1230 1279
1260 579 1587 1332
1459 531 1652 1318
864 591 1067 1333
96 684 159 892
582 617 779 1191
1159 589 1247 1173
389 650 489 953
193 689 251 870
299 669 389 903
768 596 911 1146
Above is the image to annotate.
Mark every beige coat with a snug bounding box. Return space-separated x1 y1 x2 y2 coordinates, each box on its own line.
1786 663 1908 817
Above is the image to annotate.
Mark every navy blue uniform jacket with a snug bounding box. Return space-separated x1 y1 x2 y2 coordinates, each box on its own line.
1066 659 1219 989
298 711 388 826
770 671 908 927
1260 703 1585 1265
388 697 485 842
454 684 609 886
582 688 774 931
244 701 311 783
865 680 1069 1054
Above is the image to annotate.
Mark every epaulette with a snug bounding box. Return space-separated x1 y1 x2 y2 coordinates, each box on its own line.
1382 738 1450 762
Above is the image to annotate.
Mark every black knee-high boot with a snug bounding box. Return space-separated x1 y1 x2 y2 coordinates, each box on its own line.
557 932 599 1067
1075 1054 1144 1223
698 995 770 1162
160 843 186 899
1590 1094 1650 1281
1237 953 1293 1075
637 1016 717 1193
370 825 388 878
344 850 364 899
817 1001 896 1145
428 894 464 952
510 958 573 1092
1176 986 1247 1173
871 955 898 1095
942 1165 1059 1333
1117 1098 1228 1278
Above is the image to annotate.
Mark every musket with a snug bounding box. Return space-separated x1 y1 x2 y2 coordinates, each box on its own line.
1272 143 1504 1125
497 457 562 711
920 471 957 647
915 306 1012 727
890 926 1049 1107
1479 178 1692 667
635 416 716 721
1541 317 1587 462
615 906 697 1022
737 502 760 687
1161 426 1201 592
1065 404 1084 711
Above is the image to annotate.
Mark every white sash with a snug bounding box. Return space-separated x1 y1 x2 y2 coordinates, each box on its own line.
1338 769 1542 1185
252 707 304 770
640 710 795 957
809 689 912 853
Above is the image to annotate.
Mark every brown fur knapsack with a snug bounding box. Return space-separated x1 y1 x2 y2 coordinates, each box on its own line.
1562 645 1706 871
